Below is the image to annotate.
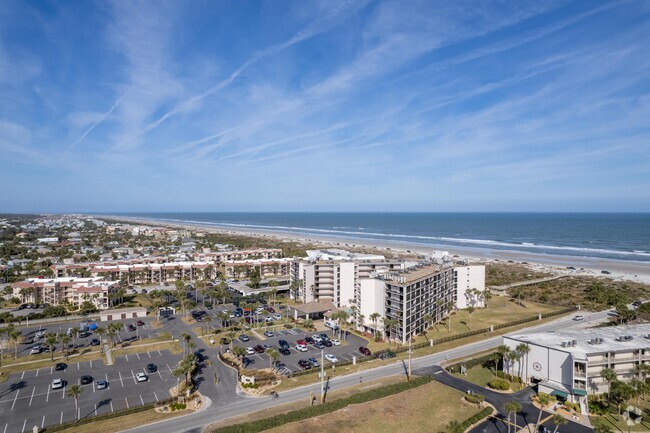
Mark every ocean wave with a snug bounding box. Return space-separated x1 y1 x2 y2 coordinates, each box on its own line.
148 217 650 259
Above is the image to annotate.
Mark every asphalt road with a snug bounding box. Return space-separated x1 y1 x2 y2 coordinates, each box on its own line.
121 309 611 433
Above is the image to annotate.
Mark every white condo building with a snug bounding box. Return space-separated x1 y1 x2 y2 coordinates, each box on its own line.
504 324 650 414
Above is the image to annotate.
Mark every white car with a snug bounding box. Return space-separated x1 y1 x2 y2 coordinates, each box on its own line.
331 339 341 346
272 313 282 321
30 345 42 355
35 331 45 338
295 344 308 352
574 315 584 321
325 354 338 363
246 347 255 355
312 335 323 342
136 372 148 382
52 378 64 389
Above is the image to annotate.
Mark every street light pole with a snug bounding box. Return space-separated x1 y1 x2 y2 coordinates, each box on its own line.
320 348 325 403
408 335 412 381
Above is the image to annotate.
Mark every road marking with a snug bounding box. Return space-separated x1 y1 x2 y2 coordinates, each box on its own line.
11 390 20 410
158 350 162 356
62 384 66 399
41 415 45 429
77 363 80 370
78 407 80 420
136 353 141 360
95 404 97 417
110 401 114 412
125 397 129 409
35 368 39 377
166 363 172 373
46 384 51 402
125 355 129 362
157 370 163 380
21 371 25 380
147 351 152 358
434 371 442 375
59 411 63 424
90 360 93 368
119 371 124 387
140 395 144 406
29 386 35 406
50 367 53 374
131 369 136 383
92 381 96 393
21 419 26 433
3 423 7 433
153 392 159 402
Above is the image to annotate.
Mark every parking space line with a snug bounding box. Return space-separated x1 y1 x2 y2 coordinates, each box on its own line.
41 415 45 429
11 389 20 409
59 411 63 425
46 384 50 403
21 371 25 380
90 360 93 368
125 355 129 362
140 395 144 406
125 397 129 409
62 384 65 399
92 382 96 393
21 419 26 433
158 350 162 356
50 366 53 374
35 368 39 377
166 363 172 373
77 363 80 370
157 370 163 380
131 369 136 383
147 351 152 358
94 403 97 417
154 392 159 402
29 386 35 406
3 423 7 433
119 371 124 387
110 401 114 412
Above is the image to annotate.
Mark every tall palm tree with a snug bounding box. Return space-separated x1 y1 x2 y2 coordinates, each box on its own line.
67 384 82 417
600 368 617 400
551 414 567 433
369 312 380 339
8 327 22 360
496 344 510 376
534 393 553 431
181 333 192 356
504 401 522 433
515 343 530 383
267 348 280 368
0 327 6 367
59 334 71 360
94 326 106 347
446 300 454 332
45 333 58 361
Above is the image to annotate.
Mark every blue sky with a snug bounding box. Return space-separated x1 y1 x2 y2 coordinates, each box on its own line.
1 0 649 212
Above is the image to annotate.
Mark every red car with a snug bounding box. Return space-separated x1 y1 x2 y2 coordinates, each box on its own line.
296 339 307 346
359 346 371 356
253 345 265 354
136 320 145 326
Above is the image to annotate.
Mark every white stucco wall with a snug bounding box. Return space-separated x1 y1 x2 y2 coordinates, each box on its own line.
359 278 386 332
455 265 486 309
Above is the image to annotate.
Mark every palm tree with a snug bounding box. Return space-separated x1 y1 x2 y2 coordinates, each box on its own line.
218 311 230 328
534 393 553 431
267 348 280 368
181 333 192 356
592 418 612 433
232 346 246 365
516 343 530 383
67 384 82 417
446 300 454 332
8 326 22 360
94 326 106 347
369 312 381 340
466 306 476 327
0 327 6 367
496 344 510 376
504 401 522 433
59 334 71 361
601 368 617 400
203 315 213 336
442 420 464 433
482 289 492 307
45 333 58 361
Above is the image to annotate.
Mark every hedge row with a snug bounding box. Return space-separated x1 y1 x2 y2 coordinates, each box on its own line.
460 407 493 429
212 376 432 433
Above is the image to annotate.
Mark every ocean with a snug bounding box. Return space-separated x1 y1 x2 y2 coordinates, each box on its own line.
118 213 650 263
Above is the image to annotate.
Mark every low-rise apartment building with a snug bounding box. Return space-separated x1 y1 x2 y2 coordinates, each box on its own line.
503 324 650 413
12 277 118 310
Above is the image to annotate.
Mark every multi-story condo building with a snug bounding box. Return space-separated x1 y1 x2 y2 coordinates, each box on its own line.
503 324 650 414
12 277 118 310
224 258 291 279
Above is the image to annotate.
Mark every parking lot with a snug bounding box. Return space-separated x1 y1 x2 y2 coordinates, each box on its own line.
0 349 182 432
227 327 370 375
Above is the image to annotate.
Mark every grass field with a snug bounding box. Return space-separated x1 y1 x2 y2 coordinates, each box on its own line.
52 407 188 433
266 380 478 433
486 263 553 286
452 364 519 392
111 340 182 358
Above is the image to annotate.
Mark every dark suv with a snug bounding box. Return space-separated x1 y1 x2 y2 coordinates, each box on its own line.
80 375 93 385
278 339 289 349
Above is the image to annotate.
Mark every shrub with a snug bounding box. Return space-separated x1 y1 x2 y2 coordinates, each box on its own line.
241 382 259 389
487 379 510 391
464 393 485 405
168 402 187 411
564 401 580 413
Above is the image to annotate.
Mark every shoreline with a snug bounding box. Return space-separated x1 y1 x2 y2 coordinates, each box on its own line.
97 214 650 285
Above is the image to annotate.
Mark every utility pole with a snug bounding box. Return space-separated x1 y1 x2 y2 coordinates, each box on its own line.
408 334 412 381
320 349 325 403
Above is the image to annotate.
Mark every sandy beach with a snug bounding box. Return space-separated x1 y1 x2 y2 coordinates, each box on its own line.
99 215 650 285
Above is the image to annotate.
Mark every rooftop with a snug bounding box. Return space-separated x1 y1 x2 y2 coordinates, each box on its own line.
379 263 450 284
506 324 650 360
305 249 385 262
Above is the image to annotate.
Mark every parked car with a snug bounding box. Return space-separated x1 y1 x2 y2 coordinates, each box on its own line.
30 345 42 355
272 313 282 321
51 378 64 389
359 346 371 356
297 359 312 370
305 336 315 345
278 339 289 349
279 347 291 356
90 338 100 346
312 335 323 342
147 363 157 373
264 330 274 337
266 307 275 313
128 324 136 331
80 375 93 385
296 339 307 346
331 339 341 346
574 315 584 321
97 380 108 390
308 357 320 367
136 373 148 382
313 342 324 349
55 362 67 371
35 330 45 339
136 320 145 326
325 354 338 363
220 337 230 345
295 344 308 352
322 339 332 347
238 334 250 342
254 345 265 354
245 347 255 355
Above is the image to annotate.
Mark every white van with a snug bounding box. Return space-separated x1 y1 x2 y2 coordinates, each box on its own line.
324 321 339 330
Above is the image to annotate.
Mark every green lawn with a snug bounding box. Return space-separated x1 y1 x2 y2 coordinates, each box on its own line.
590 413 650 432
452 364 519 392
